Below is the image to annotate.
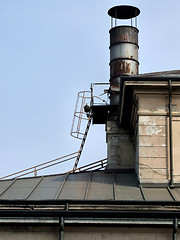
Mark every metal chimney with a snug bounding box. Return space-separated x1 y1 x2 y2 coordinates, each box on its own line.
108 6 140 105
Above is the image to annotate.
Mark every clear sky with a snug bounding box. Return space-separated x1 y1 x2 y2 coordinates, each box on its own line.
0 0 180 178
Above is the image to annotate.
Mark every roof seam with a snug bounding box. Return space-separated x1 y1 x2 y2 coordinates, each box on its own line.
55 173 69 200
25 176 44 200
0 179 17 198
139 186 146 201
84 171 92 200
167 187 176 201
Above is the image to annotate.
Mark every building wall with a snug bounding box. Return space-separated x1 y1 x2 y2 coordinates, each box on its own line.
106 121 134 170
172 116 180 182
0 225 176 240
65 226 173 240
134 89 180 184
0 225 59 240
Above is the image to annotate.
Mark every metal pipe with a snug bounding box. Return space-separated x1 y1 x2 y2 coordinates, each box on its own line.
115 8 117 27
90 84 94 106
169 79 174 187
111 17 113 29
113 172 116 200
0 217 176 227
0 152 78 180
59 217 64 240
173 218 178 240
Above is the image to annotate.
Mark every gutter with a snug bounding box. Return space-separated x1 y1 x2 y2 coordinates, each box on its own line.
1 199 180 206
0 209 180 218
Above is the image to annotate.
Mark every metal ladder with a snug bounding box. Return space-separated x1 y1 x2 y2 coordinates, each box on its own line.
73 117 91 170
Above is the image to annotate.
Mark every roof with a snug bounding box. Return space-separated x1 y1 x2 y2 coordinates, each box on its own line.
0 170 180 202
139 70 180 78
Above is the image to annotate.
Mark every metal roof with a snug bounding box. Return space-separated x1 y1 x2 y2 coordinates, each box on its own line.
139 70 180 78
0 170 180 202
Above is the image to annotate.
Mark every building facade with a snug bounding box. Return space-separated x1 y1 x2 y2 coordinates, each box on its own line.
0 5 180 240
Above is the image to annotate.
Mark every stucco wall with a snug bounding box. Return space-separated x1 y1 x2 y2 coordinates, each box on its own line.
65 226 173 240
134 90 180 184
0 226 59 240
0 225 176 240
136 93 168 183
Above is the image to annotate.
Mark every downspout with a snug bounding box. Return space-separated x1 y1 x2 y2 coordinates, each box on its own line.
173 218 178 240
169 79 174 187
59 217 64 240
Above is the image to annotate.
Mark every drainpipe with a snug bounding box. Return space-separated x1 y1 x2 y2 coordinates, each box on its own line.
169 79 174 187
173 218 178 240
59 217 64 240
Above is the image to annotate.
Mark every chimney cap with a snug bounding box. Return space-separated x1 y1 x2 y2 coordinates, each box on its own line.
108 5 140 19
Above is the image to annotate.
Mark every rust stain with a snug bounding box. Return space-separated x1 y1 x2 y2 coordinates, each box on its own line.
110 60 131 77
110 26 138 45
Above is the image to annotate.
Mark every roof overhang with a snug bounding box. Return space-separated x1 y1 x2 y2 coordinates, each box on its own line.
118 76 180 128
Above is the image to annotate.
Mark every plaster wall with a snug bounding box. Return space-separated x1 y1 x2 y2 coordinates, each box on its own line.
0 226 59 240
135 91 180 184
65 226 173 240
171 117 180 183
0 225 176 240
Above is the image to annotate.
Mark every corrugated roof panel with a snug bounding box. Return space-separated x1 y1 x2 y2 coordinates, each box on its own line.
0 178 41 200
115 173 143 200
143 188 173 201
28 175 67 200
87 171 114 200
58 172 90 200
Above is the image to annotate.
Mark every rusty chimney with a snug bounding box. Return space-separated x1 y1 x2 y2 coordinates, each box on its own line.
106 6 140 170
108 5 140 105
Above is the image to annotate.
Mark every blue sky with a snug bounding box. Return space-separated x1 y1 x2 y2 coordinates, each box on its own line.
0 0 180 178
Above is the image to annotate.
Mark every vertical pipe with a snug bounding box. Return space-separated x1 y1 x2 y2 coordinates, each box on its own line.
65 202 69 211
169 79 174 187
111 17 113 28
113 172 116 200
59 217 64 240
115 8 117 27
90 84 94 106
173 218 178 240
